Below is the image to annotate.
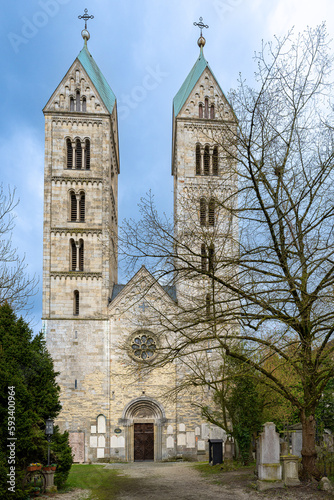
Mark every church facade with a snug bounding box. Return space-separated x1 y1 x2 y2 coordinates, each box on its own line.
42 23 236 463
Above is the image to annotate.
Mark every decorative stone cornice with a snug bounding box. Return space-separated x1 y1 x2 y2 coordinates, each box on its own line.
48 116 104 127
50 227 102 236
52 176 103 186
50 272 102 280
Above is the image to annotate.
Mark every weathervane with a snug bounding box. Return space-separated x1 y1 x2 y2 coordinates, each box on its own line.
193 17 209 37
78 8 94 30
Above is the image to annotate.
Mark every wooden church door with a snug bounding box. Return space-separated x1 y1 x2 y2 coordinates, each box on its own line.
134 423 154 461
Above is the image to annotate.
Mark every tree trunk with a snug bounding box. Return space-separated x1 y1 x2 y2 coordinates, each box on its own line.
300 411 320 481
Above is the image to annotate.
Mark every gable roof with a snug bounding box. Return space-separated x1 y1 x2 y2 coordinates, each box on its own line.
78 43 116 114
173 47 224 117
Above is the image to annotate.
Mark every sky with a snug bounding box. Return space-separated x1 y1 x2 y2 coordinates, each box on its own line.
1 0 334 333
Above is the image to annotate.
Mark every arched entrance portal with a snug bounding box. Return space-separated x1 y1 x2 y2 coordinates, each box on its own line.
120 396 166 462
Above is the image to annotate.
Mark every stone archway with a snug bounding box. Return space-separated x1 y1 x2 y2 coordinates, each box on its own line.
119 396 167 462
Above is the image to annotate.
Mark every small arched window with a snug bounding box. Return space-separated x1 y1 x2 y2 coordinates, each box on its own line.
76 90 80 112
206 293 211 318
210 104 215 119
208 245 215 273
199 103 203 118
208 199 215 227
74 290 79 316
66 138 73 169
82 97 86 112
79 193 85 222
196 144 201 175
204 146 210 175
75 139 82 169
212 146 219 176
204 98 209 119
201 244 207 272
70 97 74 112
200 198 207 226
85 139 90 169
70 192 77 221
78 239 84 271
70 239 77 271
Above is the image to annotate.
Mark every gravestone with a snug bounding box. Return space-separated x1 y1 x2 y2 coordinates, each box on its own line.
257 422 283 491
224 437 234 460
291 430 302 457
281 455 300 486
69 431 85 463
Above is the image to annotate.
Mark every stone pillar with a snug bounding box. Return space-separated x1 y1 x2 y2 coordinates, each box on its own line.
44 470 57 493
257 422 283 491
281 455 300 486
291 430 302 457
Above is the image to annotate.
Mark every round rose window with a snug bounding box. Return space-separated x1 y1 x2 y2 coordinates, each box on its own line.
131 333 157 360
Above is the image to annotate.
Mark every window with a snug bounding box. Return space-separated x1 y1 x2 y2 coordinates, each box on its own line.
208 199 215 227
75 139 82 169
85 139 90 169
196 144 201 175
212 146 218 175
78 239 84 271
76 90 80 112
199 103 203 118
74 290 79 315
210 104 215 119
200 198 207 226
82 97 86 112
66 139 73 169
201 244 207 272
70 97 74 111
206 293 211 318
204 98 209 119
70 192 77 221
79 193 85 222
204 145 210 175
70 239 77 271
208 245 214 273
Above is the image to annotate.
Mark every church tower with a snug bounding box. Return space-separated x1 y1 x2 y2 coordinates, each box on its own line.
42 17 119 450
172 22 238 308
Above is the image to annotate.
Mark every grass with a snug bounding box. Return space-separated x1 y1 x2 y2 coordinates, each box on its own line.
193 460 255 476
63 464 135 500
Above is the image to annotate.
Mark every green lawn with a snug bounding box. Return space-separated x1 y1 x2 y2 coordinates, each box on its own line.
64 464 133 500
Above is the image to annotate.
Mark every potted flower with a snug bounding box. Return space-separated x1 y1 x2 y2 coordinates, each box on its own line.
27 463 42 472
32 486 41 496
50 463 57 471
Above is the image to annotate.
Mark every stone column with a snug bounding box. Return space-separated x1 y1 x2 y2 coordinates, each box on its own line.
281 455 300 486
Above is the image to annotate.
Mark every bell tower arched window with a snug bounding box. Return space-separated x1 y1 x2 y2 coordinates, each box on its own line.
70 239 77 271
212 146 218 175
210 104 215 119
208 245 215 273
75 139 82 169
85 139 90 169
70 97 74 111
208 199 215 227
199 103 203 118
201 244 207 272
200 198 207 226
79 193 85 222
78 239 84 271
70 192 77 221
66 138 73 169
82 97 86 112
204 146 210 175
76 90 80 112
196 144 201 175
204 98 209 119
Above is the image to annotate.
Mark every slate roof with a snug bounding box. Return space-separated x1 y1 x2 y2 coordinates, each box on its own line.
78 43 116 114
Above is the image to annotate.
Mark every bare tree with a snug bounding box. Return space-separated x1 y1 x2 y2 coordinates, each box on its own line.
120 24 334 479
0 185 37 312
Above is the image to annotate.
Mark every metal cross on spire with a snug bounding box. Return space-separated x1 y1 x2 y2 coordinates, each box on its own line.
78 8 94 30
193 17 209 37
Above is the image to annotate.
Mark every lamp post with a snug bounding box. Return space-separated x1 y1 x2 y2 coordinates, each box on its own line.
45 418 54 466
